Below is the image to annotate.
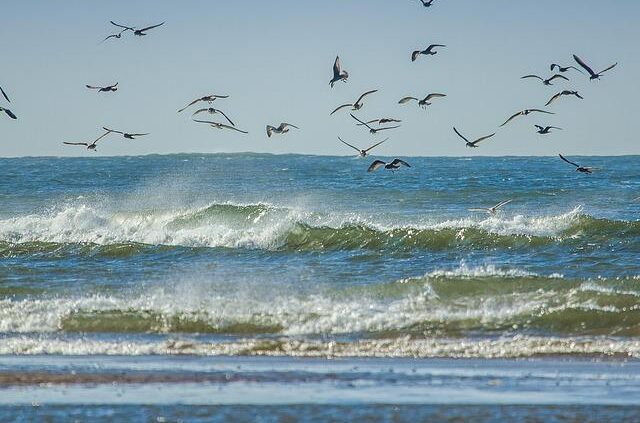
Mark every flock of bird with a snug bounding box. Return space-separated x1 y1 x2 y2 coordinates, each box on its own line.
0 2 624 212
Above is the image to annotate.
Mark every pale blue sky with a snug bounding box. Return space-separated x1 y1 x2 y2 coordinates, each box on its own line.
1 0 638 157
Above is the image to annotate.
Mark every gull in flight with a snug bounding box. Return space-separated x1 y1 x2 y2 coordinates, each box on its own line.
559 154 594 174
399 93 446 109
573 54 617 80
411 44 445 62
193 119 248 134
266 122 299 137
550 63 584 74
338 136 388 157
0 85 11 103
350 114 400 134
521 74 569 86
86 82 118 93
133 22 165 36
500 109 554 127
469 199 512 215
103 127 149 139
356 118 402 126
453 127 495 148
191 107 235 126
177 94 229 113
62 131 111 151
535 125 562 134
367 158 411 173
329 56 349 88
0 106 16 120
545 90 583 106
418 0 436 7
330 90 378 115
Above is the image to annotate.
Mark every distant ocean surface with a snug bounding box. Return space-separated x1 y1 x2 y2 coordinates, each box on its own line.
1 153 640 358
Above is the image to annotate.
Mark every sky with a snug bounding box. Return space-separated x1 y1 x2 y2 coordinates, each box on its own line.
1 0 638 157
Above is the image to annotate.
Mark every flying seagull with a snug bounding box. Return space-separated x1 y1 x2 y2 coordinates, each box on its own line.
573 55 617 80
133 22 165 36
350 114 400 134
411 44 445 62
367 158 411 173
453 127 495 148
177 94 229 113
559 154 594 174
398 93 446 109
191 108 235 126
545 90 583 106
103 127 149 139
521 74 569 86
266 122 299 137
500 109 554 127
338 136 388 158
193 119 248 134
330 90 378 115
86 83 118 93
550 63 584 74
418 0 436 7
62 131 111 151
0 106 17 120
329 56 349 87
469 199 512 215
535 125 562 134
356 118 402 126
0 85 11 103
101 31 126 42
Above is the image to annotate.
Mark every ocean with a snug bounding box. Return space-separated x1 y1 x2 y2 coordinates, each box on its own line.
1 153 639 420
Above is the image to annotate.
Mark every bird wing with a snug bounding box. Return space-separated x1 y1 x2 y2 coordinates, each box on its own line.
219 124 247 133
550 64 560 72
534 125 544 131
545 92 563 106
86 85 101 90
472 133 496 145
138 22 165 32
363 138 388 153
573 54 596 77
110 21 134 31
266 125 275 137
128 133 150 137
379 118 401 124
102 127 123 135
452 127 469 143
91 131 111 145
349 113 373 130
549 126 563 130
547 74 569 82
411 51 421 62
0 86 11 103
355 89 378 105
330 103 353 116
500 111 522 127
107 82 118 89
375 125 401 132
192 119 219 125
338 137 360 153
333 56 341 78
390 158 411 168
2 108 17 119
216 109 235 126
367 160 386 172
177 98 200 113
424 93 446 101
398 97 418 104
280 123 299 130
567 66 584 74
521 75 544 81
598 62 617 75
529 109 554 115
492 199 512 210
63 142 89 146
428 44 446 49
559 154 580 168
191 108 209 117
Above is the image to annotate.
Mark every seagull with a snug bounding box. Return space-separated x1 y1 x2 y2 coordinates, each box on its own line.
573 55 617 80
469 199 512 215
266 122 299 137
191 108 235 126
550 63 584 74
101 32 125 42
521 74 569 86
177 94 229 113
0 85 11 103
330 90 378 115
0 106 17 120
134 22 165 36
398 93 446 109
545 90 583 106
338 136 388 157
559 154 594 174
535 125 562 134
102 127 149 139
411 44 445 62
500 109 554 127
193 119 248 134
329 56 349 88
357 118 402 126
418 0 436 7
62 131 111 151
350 114 401 134
367 158 411 173
453 127 495 148
86 83 118 93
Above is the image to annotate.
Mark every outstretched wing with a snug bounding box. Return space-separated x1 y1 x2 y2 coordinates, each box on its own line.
218 123 247 134
573 54 596 77
375 125 401 132
452 127 469 143
424 93 446 101
545 92 562 106
472 133 495 145
500 112 521 127
102 127 123 135
492 199 512 210
521 74 544 81
63 142 89 146
138 22 165 32
177 98 200 113
390 158 411 168
559 154 580 168
91 131 112 145
529 109 554 115
367 160 386 173
86 85 101 90
355 89 378 105
330 103 353 116
333 56 341 78
215 109 235 126
266 125 275 137
280 123 299 130
598 62 617 75
363 138 388 153
110 21 135 31
338 137 360 153
349 113 373 130
0 86 10 103
2 108 17 119
547 74 569 83
398 97 418 104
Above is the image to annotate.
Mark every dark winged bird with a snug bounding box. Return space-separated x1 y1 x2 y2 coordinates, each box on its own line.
521 74 569 86
191 107 235 126
545 90 583 106
103 127 149 139
411 44 445 62
110 21 135 32
134 22 165 36
330 90 378 115
338 136 387 158
350 114 400 134
559 154 594 174
398 93 446 109
469 199 512 215
357 118 402 126
62 131 111 151
367 158 411 173
266 122 299 137
550 63 584 74
0 85 11 103
0 107 17 120
86 83 118 93
573 54 617 80
535 125 562 134
500 109 554 127
101 31 126 42
453 127 495 148
329 56 349 88
418 0 436 6
177 94 229 113
193 119 248 134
